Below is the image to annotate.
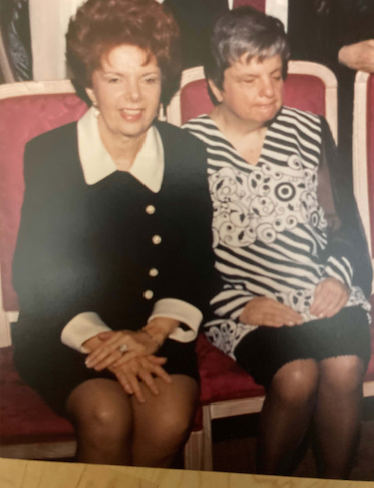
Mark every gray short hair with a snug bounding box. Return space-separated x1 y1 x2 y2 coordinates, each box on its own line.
205 7 290 90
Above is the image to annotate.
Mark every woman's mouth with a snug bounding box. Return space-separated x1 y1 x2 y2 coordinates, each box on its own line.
120 108 143 121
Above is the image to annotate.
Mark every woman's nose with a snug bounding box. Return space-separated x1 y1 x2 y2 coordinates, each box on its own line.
125 80 141 102
260 78 275 98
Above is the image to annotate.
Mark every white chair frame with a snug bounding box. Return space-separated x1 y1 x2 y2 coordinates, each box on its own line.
352 71 374 403
353 71 374 290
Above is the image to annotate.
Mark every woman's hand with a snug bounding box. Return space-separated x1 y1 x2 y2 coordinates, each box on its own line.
84 317 179 371
82 333 171 403
84 329 157 371
109 355 172 403
310 277 349 319
239 297 303 327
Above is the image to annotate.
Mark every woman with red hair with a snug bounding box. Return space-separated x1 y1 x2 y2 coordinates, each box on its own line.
12 0 217 467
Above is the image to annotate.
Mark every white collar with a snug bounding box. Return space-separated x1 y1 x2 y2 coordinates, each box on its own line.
77 107 164 192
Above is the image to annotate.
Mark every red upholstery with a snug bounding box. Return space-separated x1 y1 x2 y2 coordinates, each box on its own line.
283 75 325 117
0 94 87 312
366 74 374 256
0 347 74 444
180 73 326 126
197 334 264 404
233 0 266 11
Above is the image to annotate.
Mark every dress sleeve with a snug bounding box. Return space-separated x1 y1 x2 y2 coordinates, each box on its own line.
209 286 255 322
12 134 104 346
318 116 372 297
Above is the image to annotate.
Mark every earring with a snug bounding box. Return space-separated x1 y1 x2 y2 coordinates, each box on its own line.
92 102 100 118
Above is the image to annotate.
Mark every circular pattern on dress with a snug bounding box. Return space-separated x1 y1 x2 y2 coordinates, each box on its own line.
275 182 296 202
311 211 320 227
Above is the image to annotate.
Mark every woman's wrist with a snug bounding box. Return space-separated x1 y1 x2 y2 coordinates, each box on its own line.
142 317 180 349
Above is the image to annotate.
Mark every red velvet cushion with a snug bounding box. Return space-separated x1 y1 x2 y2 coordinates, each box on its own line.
366 75 374 256
197 334 265 404
233 0 266 11
283 74 325 117
0 347 74 444
0 94 87 312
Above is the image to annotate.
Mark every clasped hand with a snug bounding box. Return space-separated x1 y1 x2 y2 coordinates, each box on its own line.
239 277 349 327
83 330 171 403
85 329 158 371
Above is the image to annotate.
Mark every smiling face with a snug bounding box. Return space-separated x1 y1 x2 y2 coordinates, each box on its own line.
86 44 162 144
209 54 284 129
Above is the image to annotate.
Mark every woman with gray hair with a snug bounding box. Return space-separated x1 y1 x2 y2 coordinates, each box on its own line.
184 6 372 479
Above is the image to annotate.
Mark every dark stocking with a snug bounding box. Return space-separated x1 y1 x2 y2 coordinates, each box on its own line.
66 378 133 465
314 355 364 479
257 359 319 475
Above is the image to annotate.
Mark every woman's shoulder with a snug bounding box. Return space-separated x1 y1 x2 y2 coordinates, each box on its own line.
278 106 324 137
181 114 214 132
154 120 209 179
24 122 79 181
155 119 208 154
279 106 322 128
25 121 78 158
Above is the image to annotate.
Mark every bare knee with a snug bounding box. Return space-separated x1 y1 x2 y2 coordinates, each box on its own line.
320 356 365 395
133 376 198 453
67 379 132 445
270 359 319 406
153 410 193 447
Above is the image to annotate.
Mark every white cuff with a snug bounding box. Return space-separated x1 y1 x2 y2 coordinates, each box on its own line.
148 298 203 343
60 312 111 353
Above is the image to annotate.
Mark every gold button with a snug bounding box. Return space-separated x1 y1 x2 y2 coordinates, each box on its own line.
143 290 154 300
152 235 162 245
149 268 159 277
146 205 156 215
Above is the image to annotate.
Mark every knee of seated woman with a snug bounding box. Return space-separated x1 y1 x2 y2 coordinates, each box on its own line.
271 359 319 404
319 355 365 394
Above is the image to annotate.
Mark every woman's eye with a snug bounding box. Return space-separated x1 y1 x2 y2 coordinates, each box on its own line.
144 77 158 84
108 77 120 84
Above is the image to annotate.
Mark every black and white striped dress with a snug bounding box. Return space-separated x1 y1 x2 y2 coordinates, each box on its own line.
184 107 371 381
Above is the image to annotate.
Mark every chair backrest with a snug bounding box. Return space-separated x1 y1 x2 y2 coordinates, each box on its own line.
0 81 88 345
353 71 374 292
166 61 338 143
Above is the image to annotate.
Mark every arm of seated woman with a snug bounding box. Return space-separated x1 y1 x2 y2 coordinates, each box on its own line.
61 298 201 351
239 297 303 328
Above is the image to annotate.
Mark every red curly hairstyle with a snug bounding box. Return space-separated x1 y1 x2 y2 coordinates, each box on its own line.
66 0 181 102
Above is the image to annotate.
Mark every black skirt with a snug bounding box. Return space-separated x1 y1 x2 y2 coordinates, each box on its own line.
12 334 199 416
234 306 371 389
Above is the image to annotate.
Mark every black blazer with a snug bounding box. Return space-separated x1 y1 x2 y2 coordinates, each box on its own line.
12 120 218 349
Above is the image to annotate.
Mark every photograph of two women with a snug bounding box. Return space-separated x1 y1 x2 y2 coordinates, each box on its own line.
1 0 374 482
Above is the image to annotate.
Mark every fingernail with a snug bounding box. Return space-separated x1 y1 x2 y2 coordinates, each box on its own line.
319 313 324 319
289 322 294 326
